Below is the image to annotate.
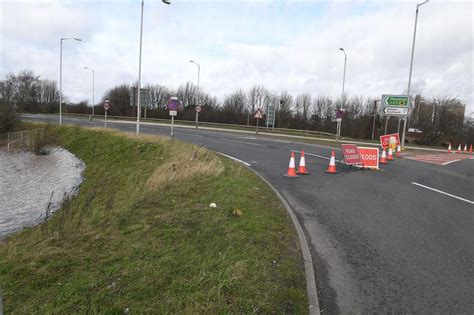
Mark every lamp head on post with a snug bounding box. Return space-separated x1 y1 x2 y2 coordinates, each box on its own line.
162 0 171 4
339 47 347 58
418 0 429 7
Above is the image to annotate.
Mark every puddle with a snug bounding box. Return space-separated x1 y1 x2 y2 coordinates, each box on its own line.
0 147 85 238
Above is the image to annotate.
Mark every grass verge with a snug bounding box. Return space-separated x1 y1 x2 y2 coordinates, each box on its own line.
0 126 307 313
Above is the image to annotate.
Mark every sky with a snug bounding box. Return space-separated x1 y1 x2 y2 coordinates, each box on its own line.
1 0 473 114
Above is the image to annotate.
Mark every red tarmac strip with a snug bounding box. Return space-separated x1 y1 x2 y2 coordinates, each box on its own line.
404 153 471 165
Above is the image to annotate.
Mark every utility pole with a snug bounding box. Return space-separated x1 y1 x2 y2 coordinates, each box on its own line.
372 100 379 141
190 60 200 129
136 0 171 135
84 67 95 117
402 0 429 149
337 48 347 140
59 37 81 125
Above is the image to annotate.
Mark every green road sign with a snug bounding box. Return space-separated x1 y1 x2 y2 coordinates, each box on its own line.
382 95 409 108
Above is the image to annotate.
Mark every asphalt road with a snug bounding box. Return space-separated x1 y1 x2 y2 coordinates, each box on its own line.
24 115 474 313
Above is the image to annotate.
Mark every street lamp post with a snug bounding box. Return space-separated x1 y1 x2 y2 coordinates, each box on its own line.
84 67 95 117
59 37 81 125
189 60 200 129
337 48 347 140
372 99 380 141
402 0 429 149
136 0 171 135
339 48 347 106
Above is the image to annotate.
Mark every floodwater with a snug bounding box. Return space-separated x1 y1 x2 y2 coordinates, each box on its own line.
0 147 85 238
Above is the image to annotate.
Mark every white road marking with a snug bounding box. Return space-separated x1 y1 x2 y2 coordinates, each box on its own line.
411 182 474 205
240 137 257 140
217 152 251 166
293 150 345 164
175 132 204 138
441 159 462 165
222 139 264 146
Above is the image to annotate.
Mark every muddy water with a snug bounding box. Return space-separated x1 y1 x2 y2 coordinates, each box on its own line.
0 147 84 238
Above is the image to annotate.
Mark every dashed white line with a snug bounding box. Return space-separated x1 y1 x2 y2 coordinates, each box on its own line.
222 139 264 146
175 132 204 138
239 137 257 140
293 150 345 164
411 182 474 205
217 152 251 166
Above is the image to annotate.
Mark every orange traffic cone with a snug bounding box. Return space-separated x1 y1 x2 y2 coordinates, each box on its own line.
396 145 401 157
380 148 388 164
447 143 452 153
297 150 309 175
456 145 461 153
463 144 468 154
325 150 338 174
284 151 299 178
387 147 394 160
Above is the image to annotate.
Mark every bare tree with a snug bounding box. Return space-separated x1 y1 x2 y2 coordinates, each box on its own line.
176 82 199 108
277 91 293 128
146 84 172 110
294 93 312 123
38 79 60 113
247 85 268 113
101 84 131 116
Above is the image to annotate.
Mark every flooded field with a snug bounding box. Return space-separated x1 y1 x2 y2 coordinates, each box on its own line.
0 147 85 238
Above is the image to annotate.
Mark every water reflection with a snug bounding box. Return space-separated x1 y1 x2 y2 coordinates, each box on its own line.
0 147 84 238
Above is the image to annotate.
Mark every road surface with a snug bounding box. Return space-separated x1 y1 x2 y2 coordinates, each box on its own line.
24 115 474 313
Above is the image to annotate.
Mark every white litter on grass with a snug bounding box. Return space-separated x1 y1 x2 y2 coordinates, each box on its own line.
210 203 217 208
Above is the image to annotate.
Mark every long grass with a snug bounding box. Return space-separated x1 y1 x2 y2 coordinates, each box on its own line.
0 126 307 313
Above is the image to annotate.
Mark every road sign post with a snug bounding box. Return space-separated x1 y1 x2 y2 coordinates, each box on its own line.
265 105 276 129
195 105 201 129
335 109 344 141
254 109 263 135
104 99 110 129
167 97 181 139
381 95 409 118
381 94 409 139
129 87 150 118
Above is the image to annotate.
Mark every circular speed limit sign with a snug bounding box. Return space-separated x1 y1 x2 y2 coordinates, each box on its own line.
104 99 110 111
196 105 202 113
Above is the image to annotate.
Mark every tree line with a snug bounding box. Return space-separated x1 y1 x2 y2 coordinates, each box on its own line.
1 69 472 145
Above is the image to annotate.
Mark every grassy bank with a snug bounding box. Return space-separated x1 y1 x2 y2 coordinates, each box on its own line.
0 126 307 313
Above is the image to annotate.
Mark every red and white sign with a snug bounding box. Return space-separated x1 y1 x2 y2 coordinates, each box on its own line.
254 109 263 119
358 147 379 169
380 133 400 149
104 99 110 111
196 105 202 113
340 144 363 165
167 97 181 111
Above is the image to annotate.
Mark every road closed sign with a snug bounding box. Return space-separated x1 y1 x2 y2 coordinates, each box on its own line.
340 144 363 165
358 147 379 169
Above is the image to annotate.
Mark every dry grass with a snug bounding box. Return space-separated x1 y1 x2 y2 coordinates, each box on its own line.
83 127 225 189
146 142 224 189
